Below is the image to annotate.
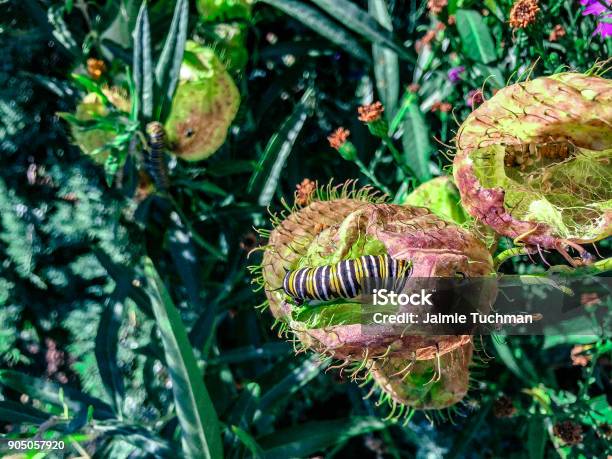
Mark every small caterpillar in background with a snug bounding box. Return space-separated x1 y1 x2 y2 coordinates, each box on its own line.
283 254 411 304
145 121 170 190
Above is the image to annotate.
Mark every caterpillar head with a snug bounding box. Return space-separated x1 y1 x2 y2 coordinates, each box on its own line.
164 41 240 162
258 182 495 410
453 72 612 264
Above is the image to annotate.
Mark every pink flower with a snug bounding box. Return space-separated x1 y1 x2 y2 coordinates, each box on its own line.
581 0 608 15
581 0 612 38
448 66 465 83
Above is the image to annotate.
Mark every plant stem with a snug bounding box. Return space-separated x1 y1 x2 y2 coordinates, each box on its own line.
354 158 391 195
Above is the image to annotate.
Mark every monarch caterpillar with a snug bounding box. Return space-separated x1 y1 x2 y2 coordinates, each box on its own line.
283 254 411 304
145 121 170 190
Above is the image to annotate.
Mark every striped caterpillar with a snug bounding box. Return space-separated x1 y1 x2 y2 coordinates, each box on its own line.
145 121 170 190
283 254 411 305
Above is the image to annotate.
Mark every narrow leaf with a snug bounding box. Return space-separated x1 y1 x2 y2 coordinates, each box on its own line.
369 0 399 118
455 9 497 64
155 0 189 122
144 258 223 459
248 88 314 206
446 402 492 459
231 425 264 458
257 356 323 412
527 416 547 459
258 417 386 459
0 400 54 425
0 370 113 419
401 101 433 182
133 1 154 121
311 0 412 61
95 283 128 416
259 0 370 62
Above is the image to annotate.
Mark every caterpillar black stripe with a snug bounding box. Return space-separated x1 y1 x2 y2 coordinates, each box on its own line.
283 255 411 304
145 121 170 190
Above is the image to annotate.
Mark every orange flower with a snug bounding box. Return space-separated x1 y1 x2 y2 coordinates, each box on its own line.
328 127 350 150
415 29 438 52
509 0 540 29
358 101 385 123
570 345 591 367
87 58 107 80
431 101 452 113
408 83 421 93
549 24 566 41
447 15 456 25
427 0 447 14
295 178 317 206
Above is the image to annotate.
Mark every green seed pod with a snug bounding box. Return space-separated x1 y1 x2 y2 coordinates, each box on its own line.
453 72 612 264
401 176 470 225
258 182 495 409
164 41 240 162
196 0 252 22
70 88 130 164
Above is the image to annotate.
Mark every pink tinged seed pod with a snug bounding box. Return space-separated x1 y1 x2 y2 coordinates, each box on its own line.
258 183 496 409
453 72 612 265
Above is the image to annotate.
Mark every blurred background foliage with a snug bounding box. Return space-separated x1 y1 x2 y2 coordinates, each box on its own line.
0 0 610 457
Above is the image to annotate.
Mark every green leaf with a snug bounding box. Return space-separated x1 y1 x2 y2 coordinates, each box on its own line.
491 337 537 384
228 382 261 429
527 416 547 459
248 88 314 206
104 152 121 186
144 257 223 459
95 283 127 417
455 10 497 64
71 73 111 106
209 343 290 366
446 402 492 459
401 101 433 182
133 1 154 121
369 0 400 118
0 400 54 426
259 0 370 62
92 421 174 457
0 370 113 419
155 0 189 122
231 425 264 458
311 0 412 61
258 417 386 459
257 356 323 412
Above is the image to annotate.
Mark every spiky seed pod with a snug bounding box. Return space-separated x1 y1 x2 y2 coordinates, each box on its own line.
402 176 498 251
70 88 130 164
453 72 612 264
259 182 495 408
164 41 240 162
368 340 473 410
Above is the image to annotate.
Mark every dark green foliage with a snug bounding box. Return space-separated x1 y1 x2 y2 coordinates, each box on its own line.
1 1 610 458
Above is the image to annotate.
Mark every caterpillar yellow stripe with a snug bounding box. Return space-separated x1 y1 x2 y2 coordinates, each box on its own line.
282 255 411 304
